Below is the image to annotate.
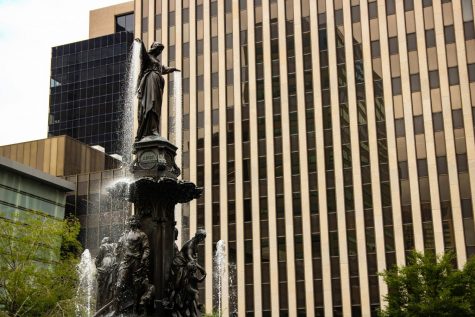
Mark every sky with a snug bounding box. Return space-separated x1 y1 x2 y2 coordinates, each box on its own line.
0 0 123 146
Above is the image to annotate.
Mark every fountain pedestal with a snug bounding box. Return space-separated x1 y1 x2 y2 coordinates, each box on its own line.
129 135 202 315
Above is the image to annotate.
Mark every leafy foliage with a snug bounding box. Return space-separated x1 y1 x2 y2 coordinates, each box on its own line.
379 251 475 317
0 211 82 317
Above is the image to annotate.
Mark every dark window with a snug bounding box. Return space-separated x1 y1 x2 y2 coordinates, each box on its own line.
183 42 189 58
463 0 473 22
335 9 343 26
197 40 204 55
469 64 475 82
182 8 189 24
197 5 203 20
407 33 417 51
169 12 175 27
168 46 175 61
464 22 475 40
211 36 218 52
115 13 134 33
423 0 432 7
155 14 162 28
226 69 233 84
417 159 428 177
386 0 396 15
404 0 414 11
351 5 360 23
425 29 436 48
142 17 148 32
457 154 468 172
437 156 448 174
410 74 420 92
392 77 402 95
399 161 409 179
211 1 218 16
395 118 405 137
444 25 455 44
371 40 380 58
226 33 233 49
413 115 424 134
433 112 444 131
448 67 459 85
429 70 440 89
212 73 219 88
197 75 204 91
369 2 378 19
389 37 398 55
452 109 464 129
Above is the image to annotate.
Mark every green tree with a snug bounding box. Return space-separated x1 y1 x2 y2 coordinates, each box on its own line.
0 211 82 317
379 251 475 317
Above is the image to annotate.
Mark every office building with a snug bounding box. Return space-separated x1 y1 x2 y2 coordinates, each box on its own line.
134 0 475 316
0 156 75 266
0 136 124 252
0 135 120 177
48 2 135 156
0 155 75 220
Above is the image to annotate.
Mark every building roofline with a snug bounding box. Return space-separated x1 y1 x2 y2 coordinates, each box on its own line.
0 156 75 192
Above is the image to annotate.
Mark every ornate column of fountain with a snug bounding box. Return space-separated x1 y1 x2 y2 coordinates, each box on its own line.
129 135 202 311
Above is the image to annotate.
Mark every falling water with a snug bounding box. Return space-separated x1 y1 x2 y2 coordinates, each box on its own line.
76 249 96 317
106 177 133 230
213 240 226 317
120 41 142 165
228 262 238 315
173 71 183 241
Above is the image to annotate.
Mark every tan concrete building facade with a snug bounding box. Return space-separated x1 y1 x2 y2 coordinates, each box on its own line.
131 0 475 316
89 1 135 38
0 136 120 177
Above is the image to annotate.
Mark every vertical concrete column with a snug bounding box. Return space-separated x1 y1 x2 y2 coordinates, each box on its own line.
276 0 297 315
232 0 246 315
394 0 424 252
160 0 168 137
175 0 183 247
359 0 389 307
325 0 352 315
203 0 213 312
261 1 280 315
217 0 230 315
135 0 142 38
308 2 333 315
377 0 406 267
343 1 372 314
453 0 475 230
292 0 315 315
147 0 154 45
189 0 198 236
433 0 467 266
245 0 263 316
413 0 445 254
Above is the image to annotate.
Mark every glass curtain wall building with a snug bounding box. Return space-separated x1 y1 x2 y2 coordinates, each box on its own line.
48 31 134 155
136 0 475 316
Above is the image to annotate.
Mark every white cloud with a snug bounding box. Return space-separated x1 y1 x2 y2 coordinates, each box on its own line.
0 0 123 146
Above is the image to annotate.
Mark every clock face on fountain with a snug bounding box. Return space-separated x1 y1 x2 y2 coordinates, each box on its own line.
138 151 158 170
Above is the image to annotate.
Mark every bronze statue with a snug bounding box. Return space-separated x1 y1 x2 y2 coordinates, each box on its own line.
135 39 180 141
163 229 207 317
95 237 117 310
115 215 151 314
